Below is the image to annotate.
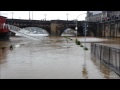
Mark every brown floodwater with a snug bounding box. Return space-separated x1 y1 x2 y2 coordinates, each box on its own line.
0 36 120 79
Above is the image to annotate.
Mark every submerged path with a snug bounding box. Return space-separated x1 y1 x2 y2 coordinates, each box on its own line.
0 36 120 79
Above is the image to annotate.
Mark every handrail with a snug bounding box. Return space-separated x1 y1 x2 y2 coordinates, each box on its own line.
4 24 40 40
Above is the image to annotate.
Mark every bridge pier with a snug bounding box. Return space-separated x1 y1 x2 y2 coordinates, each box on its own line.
50 21 62 36
50 23 58 36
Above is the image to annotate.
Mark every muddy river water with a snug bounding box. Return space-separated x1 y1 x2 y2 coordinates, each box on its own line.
0 36 120 79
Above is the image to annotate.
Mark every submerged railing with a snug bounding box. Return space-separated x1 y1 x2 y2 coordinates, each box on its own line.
3 24 40 40
91 43 120 76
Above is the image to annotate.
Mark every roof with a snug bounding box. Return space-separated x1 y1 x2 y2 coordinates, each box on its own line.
0 15 7 18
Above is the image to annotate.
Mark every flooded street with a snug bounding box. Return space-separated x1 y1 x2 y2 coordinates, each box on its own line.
0 36 120 79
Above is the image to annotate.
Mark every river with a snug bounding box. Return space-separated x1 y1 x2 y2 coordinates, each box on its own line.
0 35 120 79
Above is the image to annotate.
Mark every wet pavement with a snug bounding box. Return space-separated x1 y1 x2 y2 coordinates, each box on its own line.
0 36 120 79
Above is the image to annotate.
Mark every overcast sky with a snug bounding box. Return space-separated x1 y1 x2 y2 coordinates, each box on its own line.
0 11 87 21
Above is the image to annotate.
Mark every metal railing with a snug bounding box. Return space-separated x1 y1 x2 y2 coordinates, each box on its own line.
91 43 120 76
1 24 40 40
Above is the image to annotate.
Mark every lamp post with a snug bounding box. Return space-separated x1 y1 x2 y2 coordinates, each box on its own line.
84 16 88 50
44 14 47 21
82 50 88 79
29 11 30 20
75 13 87 38
32 11 33 20
84 22 87 49
11 12 14 19
75 19 78 38
66 13 69 21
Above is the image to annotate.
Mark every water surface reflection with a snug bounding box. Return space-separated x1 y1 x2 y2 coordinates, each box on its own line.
0 36 120 79
82 51 88 79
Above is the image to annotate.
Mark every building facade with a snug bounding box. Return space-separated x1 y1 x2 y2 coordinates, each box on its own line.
86 11 120 22
0 16 10 40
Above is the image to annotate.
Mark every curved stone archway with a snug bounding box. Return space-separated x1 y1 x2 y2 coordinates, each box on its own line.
23 27 50 35
59 26 75 36
61 28 76 36
59 26 84 36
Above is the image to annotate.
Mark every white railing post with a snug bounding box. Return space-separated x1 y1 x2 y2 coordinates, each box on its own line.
7 24 40 40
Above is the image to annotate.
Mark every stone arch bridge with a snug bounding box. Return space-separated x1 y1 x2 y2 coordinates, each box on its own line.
6 19 95 36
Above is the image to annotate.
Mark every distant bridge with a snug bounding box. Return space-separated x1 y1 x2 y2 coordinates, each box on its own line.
6 19 95 36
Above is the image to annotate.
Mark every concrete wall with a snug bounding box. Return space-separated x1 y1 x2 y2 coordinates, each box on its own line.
95 20 120 38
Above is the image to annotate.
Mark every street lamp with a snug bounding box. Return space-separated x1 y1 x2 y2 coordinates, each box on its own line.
75 19 78 38
84 18 89 50
29 11 30 20
82 50 88 79
84 21 87 49
32 11 33 20
44 14 47 21
11 12 14 19
75 13 87 38
66 13 69 21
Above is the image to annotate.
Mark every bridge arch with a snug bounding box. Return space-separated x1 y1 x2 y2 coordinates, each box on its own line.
61 28 76 36
59 26 84 36
22 27 50 35
86 28 95 36
86 23 96 36
88 30 94 36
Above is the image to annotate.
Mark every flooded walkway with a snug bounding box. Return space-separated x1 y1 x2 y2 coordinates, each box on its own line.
0 36 120 79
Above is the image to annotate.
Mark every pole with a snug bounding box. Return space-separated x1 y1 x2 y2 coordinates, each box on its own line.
84 20 88 50
0 11 1 16
75 13 87 38
75 19 78 38
44 14 46 20
32 11 33 20
11 12 14 19
84 22 86 48
29 11 30 20
84 50 86 66
66 13 69 21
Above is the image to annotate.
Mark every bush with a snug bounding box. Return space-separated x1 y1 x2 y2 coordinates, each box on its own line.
75 38 81 45
80 44 83 47
77 41 81 45
84 47 88 50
